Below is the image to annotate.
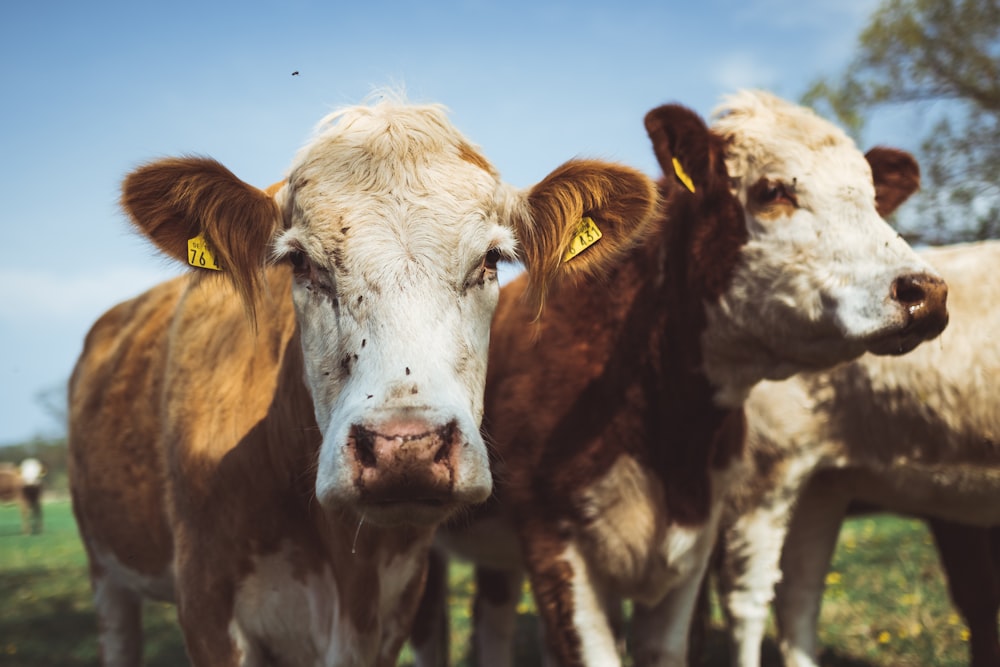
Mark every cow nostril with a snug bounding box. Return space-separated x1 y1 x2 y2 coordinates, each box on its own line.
351 426 377 468
434 422 458 463
891 274 928 306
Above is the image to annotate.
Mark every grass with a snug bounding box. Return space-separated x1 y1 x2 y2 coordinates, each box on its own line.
0 502 975 666
0 500 184 667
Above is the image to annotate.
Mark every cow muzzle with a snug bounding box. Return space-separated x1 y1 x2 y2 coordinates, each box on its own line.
346 417 490 524
867 272 949 355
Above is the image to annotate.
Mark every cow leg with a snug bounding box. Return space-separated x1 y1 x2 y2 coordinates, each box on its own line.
774 475 849 667
524 532 620 667
717 497 801 667
411 547 450 667
471 565 524 667
175 557 245 667
91 573 144 667
22 486 42 534
630 538 715 667
928 519 1000 667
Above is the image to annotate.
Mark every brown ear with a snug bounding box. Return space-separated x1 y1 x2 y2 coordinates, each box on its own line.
512 159 659 308
865 147 920 217
644 104 717 193
121 156 281 319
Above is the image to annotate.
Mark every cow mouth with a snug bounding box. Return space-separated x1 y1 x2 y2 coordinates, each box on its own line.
358 497 457 526
372 497 448 508
864 309 949 356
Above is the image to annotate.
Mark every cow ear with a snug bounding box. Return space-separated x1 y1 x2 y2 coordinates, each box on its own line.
121 157 282 320
644 104 715 194
866 147 920 217
511 159 659 308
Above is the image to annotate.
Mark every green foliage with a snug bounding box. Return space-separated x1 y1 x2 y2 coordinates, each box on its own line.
804 0 1000 243
0 503 974 666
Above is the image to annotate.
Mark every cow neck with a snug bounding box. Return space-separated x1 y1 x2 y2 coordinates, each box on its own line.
640 181 749 525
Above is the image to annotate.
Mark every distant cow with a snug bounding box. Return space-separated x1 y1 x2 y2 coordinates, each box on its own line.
418 90 949 667
715 240 1000 667
67 95 659 667
0 458 44 534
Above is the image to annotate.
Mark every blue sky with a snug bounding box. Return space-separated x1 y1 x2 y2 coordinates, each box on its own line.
0 0 886 445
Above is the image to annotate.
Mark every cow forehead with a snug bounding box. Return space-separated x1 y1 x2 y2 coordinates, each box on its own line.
278 98 515 278
712 90 873 191
287 97 500 200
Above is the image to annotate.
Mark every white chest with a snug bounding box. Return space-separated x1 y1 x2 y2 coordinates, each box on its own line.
578 455 734 605
229 544 426 666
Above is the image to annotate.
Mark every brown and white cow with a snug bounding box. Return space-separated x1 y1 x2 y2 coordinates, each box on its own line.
714 240 1000 667
67 95 660 667
418 90 949 667
0 458 44 534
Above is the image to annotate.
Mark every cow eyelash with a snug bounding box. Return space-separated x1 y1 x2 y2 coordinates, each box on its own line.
289 250 307 272
287 248 337 298
757 181 798 207
464 247 505 291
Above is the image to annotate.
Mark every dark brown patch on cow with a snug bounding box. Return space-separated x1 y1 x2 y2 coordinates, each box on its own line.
520 523 584 666
865 146 921 217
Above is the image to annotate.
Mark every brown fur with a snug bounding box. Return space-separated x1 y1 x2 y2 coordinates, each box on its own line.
70 265 434 665
71 116 661 664
514 160 660 312
475 104 749 665
120 157 282 322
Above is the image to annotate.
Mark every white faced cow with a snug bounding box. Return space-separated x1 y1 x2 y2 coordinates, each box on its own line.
67 95 659 667
715 240 1000 667
416 90 949 667
0 458 44 534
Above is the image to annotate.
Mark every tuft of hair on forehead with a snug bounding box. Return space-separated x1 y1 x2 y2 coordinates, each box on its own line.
710 90 858 180
288 89 498 177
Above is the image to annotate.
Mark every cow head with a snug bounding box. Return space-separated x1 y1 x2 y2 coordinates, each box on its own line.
645 90 948 407
121 96 658 525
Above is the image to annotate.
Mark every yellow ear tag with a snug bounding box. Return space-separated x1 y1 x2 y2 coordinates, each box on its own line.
187 234 222 271
563 216 603 262
672 157 696 193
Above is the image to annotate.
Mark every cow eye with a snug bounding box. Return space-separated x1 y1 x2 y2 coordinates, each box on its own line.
289 250 307 272
484 247 502 272
761 184 783 202
758 182 797 207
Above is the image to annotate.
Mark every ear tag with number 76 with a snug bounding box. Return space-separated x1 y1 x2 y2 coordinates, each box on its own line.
563 217 603 262
187 234 222 271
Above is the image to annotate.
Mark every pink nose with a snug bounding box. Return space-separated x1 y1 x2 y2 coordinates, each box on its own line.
349 419 460 505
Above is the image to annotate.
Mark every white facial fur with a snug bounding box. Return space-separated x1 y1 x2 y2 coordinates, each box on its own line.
271 98 518 520
703 90 942 406
19 458 43 485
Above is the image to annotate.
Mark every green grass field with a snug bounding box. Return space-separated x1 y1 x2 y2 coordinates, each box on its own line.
0 501 974 666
